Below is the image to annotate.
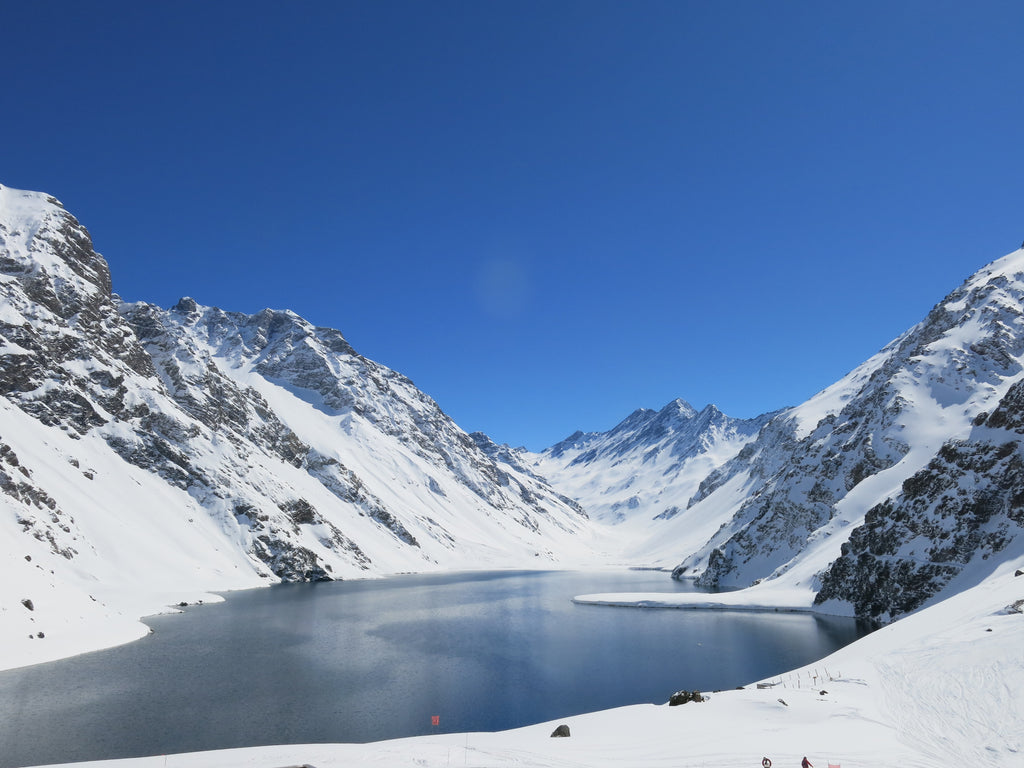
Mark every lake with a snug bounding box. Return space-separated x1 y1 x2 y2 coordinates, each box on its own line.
0 569 870 767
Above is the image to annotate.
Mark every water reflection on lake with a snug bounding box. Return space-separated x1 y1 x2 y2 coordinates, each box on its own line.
0 569 870 767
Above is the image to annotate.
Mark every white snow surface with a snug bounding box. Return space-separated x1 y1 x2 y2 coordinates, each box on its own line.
25 558 1024 768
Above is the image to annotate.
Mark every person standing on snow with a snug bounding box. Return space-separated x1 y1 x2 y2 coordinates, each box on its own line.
801 758 813 768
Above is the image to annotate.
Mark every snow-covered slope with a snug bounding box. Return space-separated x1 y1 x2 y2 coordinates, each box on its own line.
815 376 1024 622
0 184 595 669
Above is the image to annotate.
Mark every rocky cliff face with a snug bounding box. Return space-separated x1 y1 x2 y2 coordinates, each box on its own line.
814 379 1024 622
0 183 592 635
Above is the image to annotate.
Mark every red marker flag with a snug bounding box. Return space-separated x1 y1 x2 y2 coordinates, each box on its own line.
431 715 440 726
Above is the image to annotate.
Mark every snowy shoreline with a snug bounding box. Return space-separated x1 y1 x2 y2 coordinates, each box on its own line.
15 559 1024 768
2 564 644 674
573 592 820 613
573 572 858 616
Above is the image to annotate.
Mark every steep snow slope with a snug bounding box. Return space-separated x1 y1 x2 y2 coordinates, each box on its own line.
0 184 596 669
121 296 593 570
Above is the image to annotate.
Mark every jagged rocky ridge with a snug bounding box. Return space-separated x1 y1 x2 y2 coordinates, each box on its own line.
0 185 590 603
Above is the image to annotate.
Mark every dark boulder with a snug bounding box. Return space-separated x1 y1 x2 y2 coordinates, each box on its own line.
550 724 571 737
669 689 704 706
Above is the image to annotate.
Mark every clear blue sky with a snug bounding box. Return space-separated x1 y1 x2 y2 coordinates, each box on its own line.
3 1 1023 450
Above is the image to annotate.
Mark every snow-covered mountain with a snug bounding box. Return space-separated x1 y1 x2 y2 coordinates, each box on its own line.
0 184 594 667
525 400 774 559
814 376 1024 622
655 247 1024 620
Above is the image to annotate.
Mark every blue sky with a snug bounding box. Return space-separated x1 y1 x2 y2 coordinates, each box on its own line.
4 1 1023 450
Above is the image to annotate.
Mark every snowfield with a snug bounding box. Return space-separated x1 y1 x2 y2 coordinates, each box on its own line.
24 557 1024 768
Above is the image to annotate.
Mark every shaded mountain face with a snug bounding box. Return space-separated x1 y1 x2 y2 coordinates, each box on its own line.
0 185 591 616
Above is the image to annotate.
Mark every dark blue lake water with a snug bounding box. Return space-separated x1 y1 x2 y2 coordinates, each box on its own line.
0 569 869 767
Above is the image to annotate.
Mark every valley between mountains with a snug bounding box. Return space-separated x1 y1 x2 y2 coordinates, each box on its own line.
2 183 1024 672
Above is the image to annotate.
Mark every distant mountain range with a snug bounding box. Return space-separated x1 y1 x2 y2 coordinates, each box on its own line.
2 183 1023 667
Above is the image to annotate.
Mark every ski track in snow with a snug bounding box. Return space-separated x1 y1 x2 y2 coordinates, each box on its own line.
876 633 1024 766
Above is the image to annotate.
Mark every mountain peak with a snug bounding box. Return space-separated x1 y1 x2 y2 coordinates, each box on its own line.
699 403 723 418
0 183 65 222
657 398 698 421
0 183 113 317
532 396 765 525
173 297 200 315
